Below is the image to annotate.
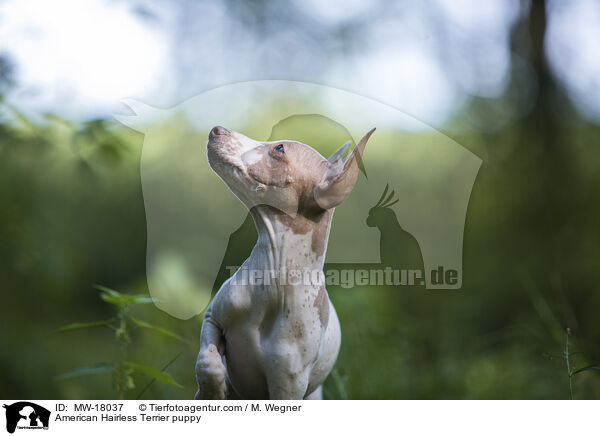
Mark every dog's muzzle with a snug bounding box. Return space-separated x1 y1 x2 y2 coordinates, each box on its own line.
209 125 230 140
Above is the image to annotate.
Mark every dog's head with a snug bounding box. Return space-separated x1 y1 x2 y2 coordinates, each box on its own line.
207 126 375 217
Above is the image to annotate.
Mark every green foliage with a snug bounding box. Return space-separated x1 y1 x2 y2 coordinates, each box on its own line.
131 317 188 343
571 365 600 375
125 362 182 388
2 97 600 400
545 328 600 400
55 286 183 399
55 320 113 333
55 363 117 380
135 353 183 400
96 284 153 305
323 368 349 400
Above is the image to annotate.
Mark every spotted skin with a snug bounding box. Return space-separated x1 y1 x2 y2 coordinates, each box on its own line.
195 126 373 400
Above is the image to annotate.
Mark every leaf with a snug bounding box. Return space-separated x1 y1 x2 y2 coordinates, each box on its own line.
126 362 182 388
56 320 113 332
131 317 188 343
94 284 153 305
571 364 600 375
136 352 182 399
55 363 116 380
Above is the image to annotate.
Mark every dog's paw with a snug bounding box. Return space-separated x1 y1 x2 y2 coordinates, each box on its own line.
195 344 227 400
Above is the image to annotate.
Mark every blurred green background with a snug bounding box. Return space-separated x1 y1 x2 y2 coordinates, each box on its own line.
1 0 600 399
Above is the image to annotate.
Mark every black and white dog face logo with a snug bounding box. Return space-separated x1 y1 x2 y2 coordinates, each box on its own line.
3 402 50 434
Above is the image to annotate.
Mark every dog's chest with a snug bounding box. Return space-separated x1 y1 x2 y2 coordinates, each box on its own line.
225 283 329 383
269 284 328 343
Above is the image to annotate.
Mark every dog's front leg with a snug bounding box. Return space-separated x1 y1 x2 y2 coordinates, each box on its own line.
194 316 227 400
265 349 310 400
267 372 310 400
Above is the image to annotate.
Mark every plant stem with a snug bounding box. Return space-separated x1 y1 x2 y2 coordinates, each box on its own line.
565 327 573 400
117 306 128 400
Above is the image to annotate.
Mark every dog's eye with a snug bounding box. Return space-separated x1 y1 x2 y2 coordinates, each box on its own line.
274 144 284 153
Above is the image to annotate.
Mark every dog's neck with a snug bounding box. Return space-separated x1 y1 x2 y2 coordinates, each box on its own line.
249 205 333 277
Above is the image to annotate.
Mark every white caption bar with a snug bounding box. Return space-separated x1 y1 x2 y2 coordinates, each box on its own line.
1 400 597 435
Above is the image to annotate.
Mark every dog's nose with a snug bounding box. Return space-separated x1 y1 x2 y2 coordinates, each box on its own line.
209 126 229 139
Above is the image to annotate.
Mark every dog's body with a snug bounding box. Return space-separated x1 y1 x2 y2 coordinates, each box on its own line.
195 126 373 400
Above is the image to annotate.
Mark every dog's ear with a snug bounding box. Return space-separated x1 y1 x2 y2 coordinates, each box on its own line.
314 128 375 210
